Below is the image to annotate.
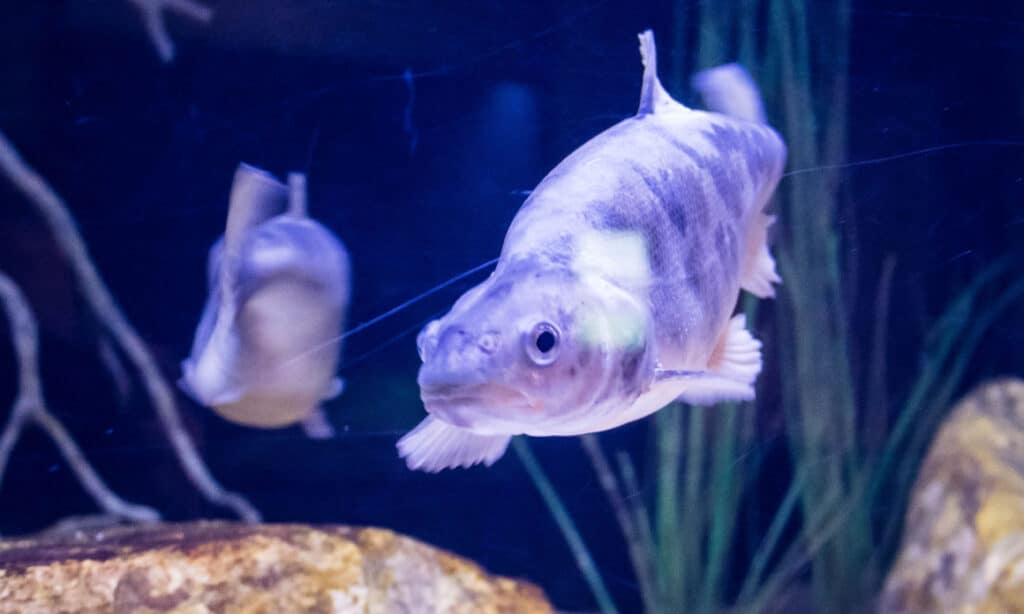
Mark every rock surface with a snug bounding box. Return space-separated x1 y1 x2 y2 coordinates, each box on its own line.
0 521 553 613
880 378 1024 614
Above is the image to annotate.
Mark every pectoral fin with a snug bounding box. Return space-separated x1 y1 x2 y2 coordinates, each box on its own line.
179 301 245 407
654 314 763 405
654 369 755 405
177 362 244 406
298 380 343 439
300 407 335 439
397 416 511 472
323 377 345 400
708 314 763 384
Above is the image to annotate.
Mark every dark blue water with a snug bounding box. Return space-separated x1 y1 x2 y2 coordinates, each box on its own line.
0 1 1021 610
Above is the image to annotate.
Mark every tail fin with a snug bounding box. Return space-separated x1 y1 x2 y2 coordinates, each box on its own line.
693 64 783 297
691 63 766 124
221 164 288 309
224 164 288 255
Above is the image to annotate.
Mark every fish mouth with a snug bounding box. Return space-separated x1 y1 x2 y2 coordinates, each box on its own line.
419 382 535 429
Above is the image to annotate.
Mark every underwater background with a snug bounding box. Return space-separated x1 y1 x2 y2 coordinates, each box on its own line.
0 1 1022 612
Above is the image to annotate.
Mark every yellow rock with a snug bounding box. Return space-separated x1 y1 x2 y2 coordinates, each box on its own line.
0 521 553 613
880 378 1024 614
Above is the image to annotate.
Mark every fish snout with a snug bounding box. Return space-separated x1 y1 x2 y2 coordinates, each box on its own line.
416 319 442 362
417 356 486 392
425 325 501 367
417 328 505 391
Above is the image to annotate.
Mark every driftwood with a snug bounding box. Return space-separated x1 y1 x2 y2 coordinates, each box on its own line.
0 131 259 523
0 273 159 525
124 0 213 62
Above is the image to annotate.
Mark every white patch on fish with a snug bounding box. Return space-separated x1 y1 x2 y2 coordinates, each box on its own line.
180 163 351 437
398 30 787 472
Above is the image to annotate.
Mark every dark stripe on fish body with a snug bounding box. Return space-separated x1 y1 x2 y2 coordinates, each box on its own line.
714 221 739 269
624 161 696 244
646 122 745 218
659 169 692 242
619 349 643 388
627 160 666 206
640 162 700 241
707 124 770 177
623 124 742 313
584 152 709 286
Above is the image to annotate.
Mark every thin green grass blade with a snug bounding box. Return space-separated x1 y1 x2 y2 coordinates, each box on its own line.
867 259 1010 506
655 407 684 611
701 404 744 612
513 438 619 614
877 274 1024 558
681 405 707 608
736 467 806 604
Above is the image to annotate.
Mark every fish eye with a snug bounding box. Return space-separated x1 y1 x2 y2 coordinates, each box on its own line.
536 330 556 353
525 322 560 366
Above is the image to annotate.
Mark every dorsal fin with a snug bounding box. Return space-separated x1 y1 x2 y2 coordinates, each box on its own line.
637 29 676 116
223 163 288 257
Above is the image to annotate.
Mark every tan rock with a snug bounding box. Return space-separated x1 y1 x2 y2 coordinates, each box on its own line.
0 521 553 614
880 378 1024 614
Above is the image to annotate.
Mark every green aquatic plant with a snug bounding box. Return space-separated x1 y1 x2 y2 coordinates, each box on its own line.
521 1 1023 613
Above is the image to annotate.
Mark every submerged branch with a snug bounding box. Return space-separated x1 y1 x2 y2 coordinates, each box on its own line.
0 273 160 527
125 0 213 63
0 130 259 522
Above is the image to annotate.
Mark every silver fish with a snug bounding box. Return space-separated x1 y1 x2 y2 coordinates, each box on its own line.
398 30 787 472
180 164 351 438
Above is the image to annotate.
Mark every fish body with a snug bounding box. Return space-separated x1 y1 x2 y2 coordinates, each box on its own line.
181 164 350 438
399 30 786 471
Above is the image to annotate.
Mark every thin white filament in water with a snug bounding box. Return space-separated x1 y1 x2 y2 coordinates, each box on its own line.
291 139 1023 372
782 139 1024 178
339 312 444 371
280 257 499 368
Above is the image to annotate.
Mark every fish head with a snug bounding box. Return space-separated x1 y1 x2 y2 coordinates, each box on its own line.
416 268 657 434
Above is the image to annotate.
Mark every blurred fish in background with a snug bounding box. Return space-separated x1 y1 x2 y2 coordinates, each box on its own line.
180 164 351 439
